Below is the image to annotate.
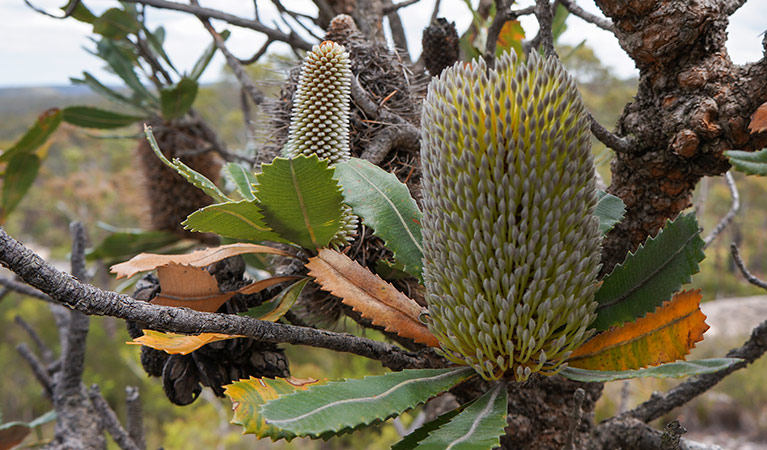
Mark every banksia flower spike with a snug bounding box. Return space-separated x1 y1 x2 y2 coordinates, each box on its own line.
284 41 352 164
284 40 357 248
420 51 602 382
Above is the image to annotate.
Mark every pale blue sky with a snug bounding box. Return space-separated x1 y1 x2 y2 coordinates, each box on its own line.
0 0 763 87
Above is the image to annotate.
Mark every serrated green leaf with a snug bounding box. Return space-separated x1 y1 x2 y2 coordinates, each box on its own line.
190 30 230 81
225 377 322 441
335 158 423 279
0 108 62 162
592 212 704 331
560 358 742 382
391 409 460 450
61 106 143 129
1 154 40 220
93 7 140 40
224 162 257 201
595 191 625 235
183 200 285 243
145 126 230 203
240 278 308 321
160 78 198 120
86 230 180 261
415 382 508 450
260 368 475 437
96 38 157 106
256 155 344 250
726 148 767 176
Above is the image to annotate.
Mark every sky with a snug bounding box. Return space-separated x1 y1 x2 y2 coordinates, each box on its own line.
0 0 764 88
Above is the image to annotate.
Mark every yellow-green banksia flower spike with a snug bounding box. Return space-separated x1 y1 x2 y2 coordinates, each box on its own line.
284 40 352 164
420 51 602 382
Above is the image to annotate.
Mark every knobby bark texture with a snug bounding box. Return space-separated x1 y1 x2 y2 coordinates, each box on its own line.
598 0 767 271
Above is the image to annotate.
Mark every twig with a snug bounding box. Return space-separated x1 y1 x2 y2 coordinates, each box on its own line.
383 0 422 14
270 0 324 42
557 0 613 31
121 0 312 50
15 315 56 364
0 227 441 371
384 1 412 62
238 38 275 65
534 0 557 57
125 386 146 450
703 172 740 248
624 315 767 423
24 0 80 19
565 388 585 450
731 243 767 289
17 343 54 397
89 385 141 450
589 111 634 153
0 277 53 302
429 0 442 23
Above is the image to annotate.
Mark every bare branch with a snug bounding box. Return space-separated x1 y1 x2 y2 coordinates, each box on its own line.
557 0 614 31
703 172 740 249
24 0 80 19
89 385 141 450
15 315 55 364
0 227 441 371
383 0 422 14
0 276 53 302
125 387 146 450
731 243 767 290
534 0 557 57
429 0 442 23
589 111 634 153
565 388 585 450
16 343 54 397
384 1 412 62
121 0 312 50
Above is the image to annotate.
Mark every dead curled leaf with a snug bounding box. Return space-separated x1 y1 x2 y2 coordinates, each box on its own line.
306 249 438 347
568 290 709 371
749 101 767 134
129 330 245 355
110 243 295 279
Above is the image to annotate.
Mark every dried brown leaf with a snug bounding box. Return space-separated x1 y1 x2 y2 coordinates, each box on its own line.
749 101 767 134
110 243 294 279
306 249 438 347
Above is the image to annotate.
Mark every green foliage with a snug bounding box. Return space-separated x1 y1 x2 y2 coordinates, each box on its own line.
560 358 742 382
0 409 56 449
223 162 257 201
183 200 284 242
411 383 508 450
92 7 140 40
391 410 460 450
189 30 230 81
595 191 625 235
592 213 705 330
256 155 344 250
259 368 475 437
726 149 767 176
86 229 180 262
1 154 40 220
70 72 144 111
335 158 423 279
61 106 143 129
160 78 199 120
95 38 157 107
240 278 309 321
0 108 62 163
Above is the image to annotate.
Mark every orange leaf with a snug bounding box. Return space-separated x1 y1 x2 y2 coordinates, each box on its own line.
110 243 294 279
306 249 438 347
568 290 709 371
128 330 245 354
749 101 767 134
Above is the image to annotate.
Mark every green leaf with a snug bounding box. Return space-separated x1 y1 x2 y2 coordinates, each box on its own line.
1 154 41 220
592 213 704 331
64 0 97 23
145 126 230 203
241 279 308 321
142 25 178 74
160 78 198 120
335 158 424 279
560 358 742 382
415 382 508 450
551 4 569 42
189 30 230 81
26 410 57 428
93 7 140 40
595 191 625 235
183 200 285 243
260 368 475 437
256 155 344 250
391 410 460 450
86 230 180 261
224 162 257 201
0 108 62 162
70 72 145 111
726 148 767 176
96 38 157 106
61 106 143 129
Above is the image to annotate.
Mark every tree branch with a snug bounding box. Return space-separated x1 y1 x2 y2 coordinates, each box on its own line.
24 0 80 19
534 0 557 57
703 172 740 249
589 111 634 153
0 227 440 371
16 342 54 398
731 243 767 289
557 0 613 31
125 386 146 450
89 385 141 450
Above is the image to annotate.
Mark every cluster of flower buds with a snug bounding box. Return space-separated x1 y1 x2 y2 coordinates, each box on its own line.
420 51 602 381
284 41 357 248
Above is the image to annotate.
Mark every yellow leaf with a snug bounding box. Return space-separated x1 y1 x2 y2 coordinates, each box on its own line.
568 290 709 370
110 243 294 279
306 249 438 347
128 330 245 354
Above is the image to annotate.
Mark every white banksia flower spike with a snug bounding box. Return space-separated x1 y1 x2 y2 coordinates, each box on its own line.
421 51 602 381
284 41 352 164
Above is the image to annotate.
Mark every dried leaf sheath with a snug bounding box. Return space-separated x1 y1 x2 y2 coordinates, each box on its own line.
420 51 602 381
